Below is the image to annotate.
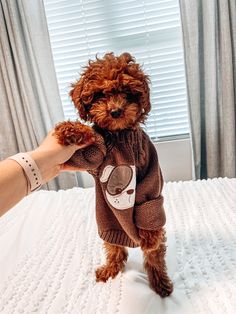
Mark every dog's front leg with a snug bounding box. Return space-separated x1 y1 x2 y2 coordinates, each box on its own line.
54 121 95 146
139 228 173 297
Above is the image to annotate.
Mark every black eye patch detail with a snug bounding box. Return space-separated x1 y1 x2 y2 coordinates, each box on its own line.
115 187 123 194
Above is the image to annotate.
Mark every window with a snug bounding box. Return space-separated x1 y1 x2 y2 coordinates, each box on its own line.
44 0 189 140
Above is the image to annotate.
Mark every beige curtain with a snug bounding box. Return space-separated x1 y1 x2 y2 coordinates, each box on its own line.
0 0 77 189
179 0 236 179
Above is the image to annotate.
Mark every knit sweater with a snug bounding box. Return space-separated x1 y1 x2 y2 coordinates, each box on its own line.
67 127 166 248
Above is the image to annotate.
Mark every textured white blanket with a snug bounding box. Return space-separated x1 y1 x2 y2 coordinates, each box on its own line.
0 178 235 314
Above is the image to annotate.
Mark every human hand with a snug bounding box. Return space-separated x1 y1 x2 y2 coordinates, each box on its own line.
29 130 94 183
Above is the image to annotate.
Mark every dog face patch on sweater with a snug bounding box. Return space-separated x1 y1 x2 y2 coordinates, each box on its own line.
100 165 136 210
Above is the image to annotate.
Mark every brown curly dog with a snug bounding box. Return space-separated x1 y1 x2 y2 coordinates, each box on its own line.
54 52 173 297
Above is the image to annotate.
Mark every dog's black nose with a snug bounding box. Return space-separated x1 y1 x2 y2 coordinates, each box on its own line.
110 109 122 118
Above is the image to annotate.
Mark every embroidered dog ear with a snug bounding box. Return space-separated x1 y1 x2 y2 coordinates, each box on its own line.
106 165 132 195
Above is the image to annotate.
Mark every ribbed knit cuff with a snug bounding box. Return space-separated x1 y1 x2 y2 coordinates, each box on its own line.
98 230 139 248
134 196 166 230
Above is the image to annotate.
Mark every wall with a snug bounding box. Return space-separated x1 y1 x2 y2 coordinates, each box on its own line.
79 138 193 187
155 138 193 182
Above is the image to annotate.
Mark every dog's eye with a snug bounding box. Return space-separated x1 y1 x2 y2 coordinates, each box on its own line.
84 104 92 112
93 92 104 102
126 93 140 103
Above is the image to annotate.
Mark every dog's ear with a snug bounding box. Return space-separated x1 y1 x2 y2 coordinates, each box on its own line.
141 76 151 118
69 79 88 121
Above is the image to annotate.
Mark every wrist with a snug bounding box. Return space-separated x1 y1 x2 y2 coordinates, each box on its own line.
28 150 49 182
28 150 60 184
9 153 43 193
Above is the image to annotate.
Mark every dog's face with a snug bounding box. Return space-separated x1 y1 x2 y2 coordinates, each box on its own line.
70 53 150 132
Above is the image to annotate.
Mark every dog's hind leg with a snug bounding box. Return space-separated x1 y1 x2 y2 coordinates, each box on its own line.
95 242 128 282
140 228 173 297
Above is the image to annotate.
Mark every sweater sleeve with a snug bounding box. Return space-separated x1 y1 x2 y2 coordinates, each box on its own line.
65 133 106 170
134 133 166 230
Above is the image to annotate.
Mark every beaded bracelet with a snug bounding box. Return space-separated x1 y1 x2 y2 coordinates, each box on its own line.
9 153 42 194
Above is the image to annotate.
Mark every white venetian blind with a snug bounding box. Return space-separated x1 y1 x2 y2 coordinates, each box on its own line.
44 0 189 139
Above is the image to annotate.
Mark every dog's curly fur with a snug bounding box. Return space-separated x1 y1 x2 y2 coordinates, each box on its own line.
54 52 173 297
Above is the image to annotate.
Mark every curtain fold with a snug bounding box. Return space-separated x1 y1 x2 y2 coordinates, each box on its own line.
179 0 236 179
0 0 78 189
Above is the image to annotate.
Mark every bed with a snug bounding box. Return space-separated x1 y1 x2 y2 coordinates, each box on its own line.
0 178 235 314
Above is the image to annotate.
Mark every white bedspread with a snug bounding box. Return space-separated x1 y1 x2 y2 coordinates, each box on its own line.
0 178 235 314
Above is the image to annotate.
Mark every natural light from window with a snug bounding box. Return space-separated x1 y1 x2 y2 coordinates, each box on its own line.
44 0 189 140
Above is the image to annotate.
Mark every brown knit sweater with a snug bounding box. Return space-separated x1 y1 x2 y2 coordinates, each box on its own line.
67 127 166 248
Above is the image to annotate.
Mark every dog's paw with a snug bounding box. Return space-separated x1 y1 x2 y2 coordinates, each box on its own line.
95 264 122 282
54 121 95 146
148 268 173 297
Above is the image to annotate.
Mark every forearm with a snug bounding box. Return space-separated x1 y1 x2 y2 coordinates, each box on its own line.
0 152 59 217
0 129 94 217
0 159 28 216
